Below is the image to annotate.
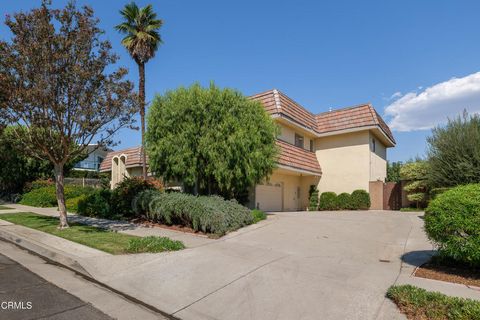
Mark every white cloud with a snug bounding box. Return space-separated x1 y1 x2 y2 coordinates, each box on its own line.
390 91 402 100
385 72 480 131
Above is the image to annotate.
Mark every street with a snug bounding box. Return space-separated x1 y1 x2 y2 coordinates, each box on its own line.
0 244 112 320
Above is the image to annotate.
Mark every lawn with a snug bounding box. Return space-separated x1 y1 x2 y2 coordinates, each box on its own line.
387 285 480 320
0 205 12 210
0 212 184 254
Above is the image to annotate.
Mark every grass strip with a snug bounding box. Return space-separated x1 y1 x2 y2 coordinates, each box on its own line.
0 212 184 255
387 285 480 320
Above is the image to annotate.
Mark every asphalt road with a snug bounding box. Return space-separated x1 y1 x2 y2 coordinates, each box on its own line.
0 250 112 320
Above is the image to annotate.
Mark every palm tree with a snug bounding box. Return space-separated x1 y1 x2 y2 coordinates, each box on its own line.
116 2 162 180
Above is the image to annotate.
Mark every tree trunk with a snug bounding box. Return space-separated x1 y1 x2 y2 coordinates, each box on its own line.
54 163 69 229
138 62 147 180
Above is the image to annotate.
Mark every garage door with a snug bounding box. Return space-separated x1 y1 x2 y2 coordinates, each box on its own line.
256 183 282 211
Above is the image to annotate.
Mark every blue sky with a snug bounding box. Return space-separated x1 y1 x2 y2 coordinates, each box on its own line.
2 1 480 162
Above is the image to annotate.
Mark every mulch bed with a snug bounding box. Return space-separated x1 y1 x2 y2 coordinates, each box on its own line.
130 217 212 238
414 258 480 288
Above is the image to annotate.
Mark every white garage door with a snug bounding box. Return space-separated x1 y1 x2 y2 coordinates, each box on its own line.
256 184 282 211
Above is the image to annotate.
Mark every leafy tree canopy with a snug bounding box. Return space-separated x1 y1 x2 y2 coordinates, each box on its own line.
146 83 278 200
0 1 137 227
386 161 402 183
427 111 480 188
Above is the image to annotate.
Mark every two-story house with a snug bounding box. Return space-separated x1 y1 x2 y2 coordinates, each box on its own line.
100 89 395 211
248 89 395 211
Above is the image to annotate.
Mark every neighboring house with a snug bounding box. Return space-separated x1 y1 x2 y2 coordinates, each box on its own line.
73 144 111 172
100 89 395 211
99 146 148 188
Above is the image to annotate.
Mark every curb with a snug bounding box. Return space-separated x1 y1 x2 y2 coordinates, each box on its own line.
0 225 181 320
0 226 93 278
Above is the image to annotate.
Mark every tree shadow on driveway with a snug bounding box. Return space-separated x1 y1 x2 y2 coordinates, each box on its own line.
401 250 436 267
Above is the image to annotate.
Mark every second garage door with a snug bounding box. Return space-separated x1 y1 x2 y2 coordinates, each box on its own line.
255 183 283 211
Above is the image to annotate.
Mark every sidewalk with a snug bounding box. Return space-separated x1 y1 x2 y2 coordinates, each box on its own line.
1 203 214 248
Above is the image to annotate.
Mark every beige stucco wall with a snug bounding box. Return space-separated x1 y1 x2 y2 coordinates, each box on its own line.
369 132 387 182
256 170 319 211
278 123 313 150
315 131 371 194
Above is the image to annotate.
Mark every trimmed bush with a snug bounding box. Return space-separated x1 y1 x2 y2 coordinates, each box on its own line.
319 192 338 210
133 191 254 236
251 209 267 223
77 189 114 219
424 184 480 267
308 186 319 211
110 177 157 217
350 189 370 210
336 192 352 210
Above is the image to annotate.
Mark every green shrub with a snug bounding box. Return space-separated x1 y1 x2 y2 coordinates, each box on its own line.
424 184 480 267
336 192 352 210
66 195 87 213
20 185 93 208
319 192 338 210
20 186 57 207
350 189 370 210
251 209 267 223
134 191 253 236
110 177 156 217
308 186 319 211
77 189 114 219
126 236 185 253
429 187 451 199
23 179 54 193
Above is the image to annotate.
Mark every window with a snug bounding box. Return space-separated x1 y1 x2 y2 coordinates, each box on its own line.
309 140 314 152
294 133 304 148
372 138 376 152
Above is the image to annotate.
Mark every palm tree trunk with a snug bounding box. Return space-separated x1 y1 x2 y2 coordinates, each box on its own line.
54 163 69 229
138 62 147 180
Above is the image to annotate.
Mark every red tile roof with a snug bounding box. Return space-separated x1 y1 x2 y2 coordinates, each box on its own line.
276 139 321 175
99 146 148 172
250 89 395 144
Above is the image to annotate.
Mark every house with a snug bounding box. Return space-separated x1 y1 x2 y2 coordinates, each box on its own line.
99 146 148 188
100 89 395 211
73 144 111 172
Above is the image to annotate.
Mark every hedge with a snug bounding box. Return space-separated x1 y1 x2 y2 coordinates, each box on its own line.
350 189 370 210
319 192 338 210
336 192 352 210
133 190 254 236
425 184 480 267
317 190 370 211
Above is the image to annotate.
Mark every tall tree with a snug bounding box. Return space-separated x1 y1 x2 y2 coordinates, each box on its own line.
386 161 402 183
0 1 137 228
146 83 279 201
116 2 163 180
400 160 429 208
427 111 480 187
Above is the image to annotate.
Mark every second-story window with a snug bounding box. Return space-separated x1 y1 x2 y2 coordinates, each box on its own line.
372 138 376 152
309 140 314 152
294 133 304 148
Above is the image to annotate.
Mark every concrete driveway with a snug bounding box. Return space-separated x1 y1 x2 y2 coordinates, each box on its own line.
76 210 430 320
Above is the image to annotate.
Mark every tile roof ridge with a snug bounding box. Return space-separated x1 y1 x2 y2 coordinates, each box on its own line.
275 90 316 117
272 89 282 112
315 103 371 117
